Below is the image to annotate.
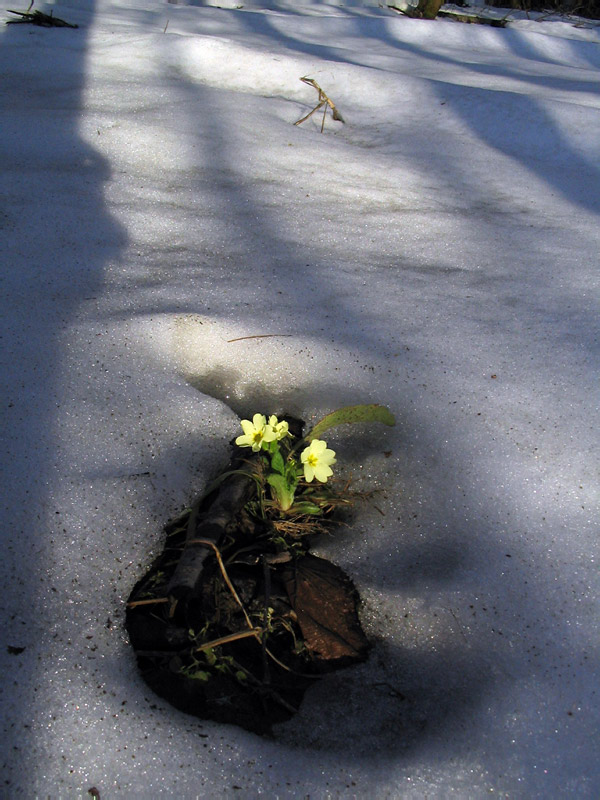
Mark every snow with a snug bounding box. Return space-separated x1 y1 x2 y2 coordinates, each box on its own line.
1 0 599 796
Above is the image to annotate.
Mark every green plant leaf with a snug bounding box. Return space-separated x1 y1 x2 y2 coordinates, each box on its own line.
271 449 285 475
188 670 210 682
267 473 296 511
265 439 278 455
290 501 323 515
306 404 395 441
286 460 302 483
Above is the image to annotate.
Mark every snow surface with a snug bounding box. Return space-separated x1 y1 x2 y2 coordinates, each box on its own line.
1 0 599 796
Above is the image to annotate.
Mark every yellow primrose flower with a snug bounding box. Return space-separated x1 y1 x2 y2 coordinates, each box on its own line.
268 415 290 440
236 413 276 452
300 439 336 483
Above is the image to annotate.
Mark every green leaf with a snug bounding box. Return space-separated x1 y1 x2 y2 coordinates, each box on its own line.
264 439 278 455
267 473 296 511
287 460 302 483
270 449 285 475
307 404 395 441
290 501 323 516
188 670 210 682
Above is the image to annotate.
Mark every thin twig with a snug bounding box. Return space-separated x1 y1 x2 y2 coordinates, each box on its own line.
187 538 317 678
126 597 170 609
262 556 271 686
227 334 292 343
295 77 345 132
230 657 300 713
192 627 265 654
294 101 326 127
187 538 256 633
448 608 469 644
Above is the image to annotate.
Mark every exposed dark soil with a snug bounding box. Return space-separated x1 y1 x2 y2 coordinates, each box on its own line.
126 447 370 735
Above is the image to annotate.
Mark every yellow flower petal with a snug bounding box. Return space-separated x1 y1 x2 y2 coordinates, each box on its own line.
300 439 336 483
237 413 274 451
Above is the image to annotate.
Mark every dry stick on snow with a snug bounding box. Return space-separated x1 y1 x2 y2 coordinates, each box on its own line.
295 77 345 133
227 334 292 343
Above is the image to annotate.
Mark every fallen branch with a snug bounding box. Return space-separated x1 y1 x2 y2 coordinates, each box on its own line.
7 8 78 27
295 77 345 133
166 455 257 600
437 9 508 26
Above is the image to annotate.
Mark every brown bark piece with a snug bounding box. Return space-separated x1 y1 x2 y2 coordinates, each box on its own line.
282 554 370 665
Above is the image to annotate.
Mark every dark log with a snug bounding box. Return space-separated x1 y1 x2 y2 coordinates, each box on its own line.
166 457 257 600
437 10 507 26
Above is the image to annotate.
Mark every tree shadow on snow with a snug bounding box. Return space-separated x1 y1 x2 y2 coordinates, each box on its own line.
0 2 128 791
109 47 592 763
20 10 591 789
235 9 600 214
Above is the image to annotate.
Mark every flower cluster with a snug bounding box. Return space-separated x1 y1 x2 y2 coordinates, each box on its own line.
236 413 335 484
235 414 290 452
235 413 337 514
